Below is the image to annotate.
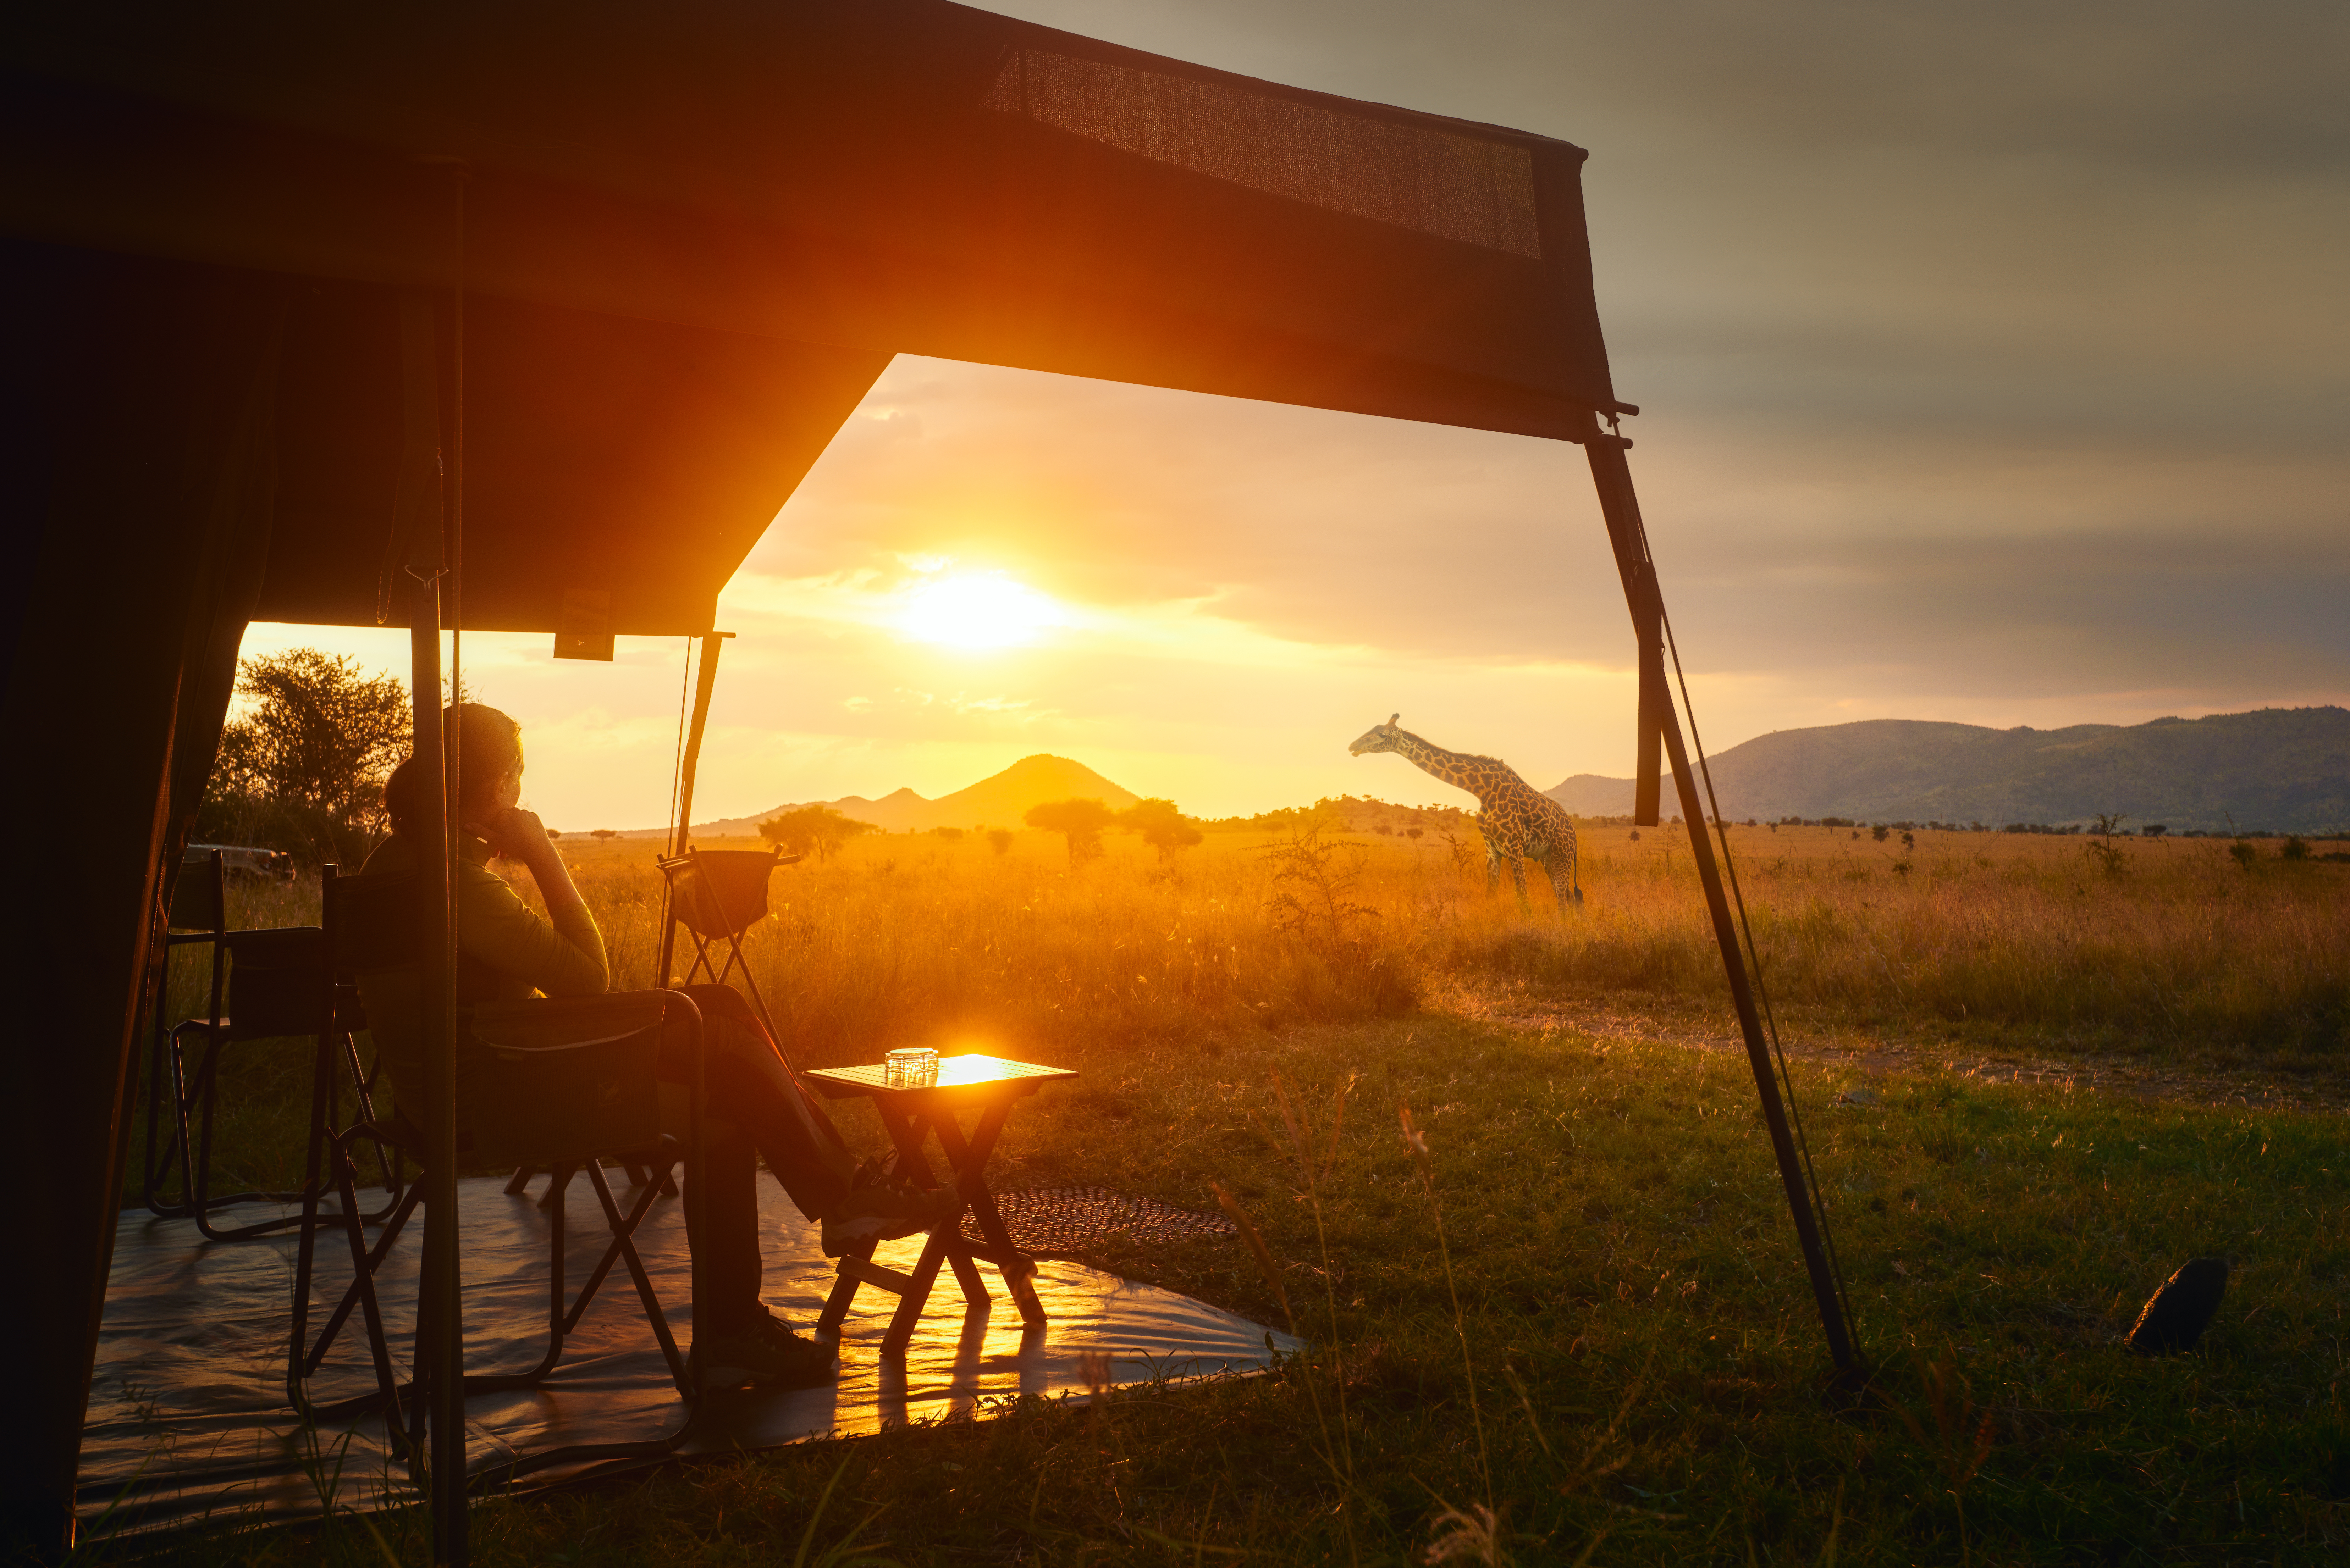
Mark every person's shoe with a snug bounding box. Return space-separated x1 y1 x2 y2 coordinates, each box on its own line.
698 1313 834 1390
820 1173 963 1257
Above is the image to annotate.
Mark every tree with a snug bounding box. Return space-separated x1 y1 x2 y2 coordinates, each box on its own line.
201 649 410 863
1116 797 1202 861
759 804 878 862
1025 797 1115 863
986 828 1015 855
591 829 618 843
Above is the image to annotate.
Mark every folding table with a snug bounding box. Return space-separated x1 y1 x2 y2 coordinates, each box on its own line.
803 1054 1077 1355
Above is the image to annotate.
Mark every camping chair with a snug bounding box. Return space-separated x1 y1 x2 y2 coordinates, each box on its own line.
657 845 799 1060
499 845 798 1200
154 871 404 1242
288 866 708 1482
142 848 227 1217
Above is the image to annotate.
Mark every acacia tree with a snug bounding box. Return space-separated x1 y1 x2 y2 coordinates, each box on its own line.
1116 797 1202 861
1025 797 1115 863
759 804 878 862
202 649 410 862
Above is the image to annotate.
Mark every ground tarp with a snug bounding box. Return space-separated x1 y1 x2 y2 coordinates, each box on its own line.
81 1172 1298 1539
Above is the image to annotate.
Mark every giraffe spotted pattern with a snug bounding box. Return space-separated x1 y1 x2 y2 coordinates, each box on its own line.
1349 715 1583 909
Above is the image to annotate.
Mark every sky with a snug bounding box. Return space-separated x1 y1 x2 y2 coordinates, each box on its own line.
239 0 2350 831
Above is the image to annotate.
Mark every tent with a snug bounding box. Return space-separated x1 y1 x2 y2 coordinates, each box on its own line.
1 2 1849 1555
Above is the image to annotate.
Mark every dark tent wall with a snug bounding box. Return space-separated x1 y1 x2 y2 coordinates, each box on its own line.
0 244 286 1551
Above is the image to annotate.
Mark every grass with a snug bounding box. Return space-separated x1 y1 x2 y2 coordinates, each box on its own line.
108 820 2350 1563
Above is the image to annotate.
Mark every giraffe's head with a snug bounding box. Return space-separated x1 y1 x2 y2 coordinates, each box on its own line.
1348 714 1405 755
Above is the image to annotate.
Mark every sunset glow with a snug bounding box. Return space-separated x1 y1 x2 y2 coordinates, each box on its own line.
895 570 1067 650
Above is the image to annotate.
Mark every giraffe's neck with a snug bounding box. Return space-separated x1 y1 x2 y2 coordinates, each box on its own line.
1389 731 1508 800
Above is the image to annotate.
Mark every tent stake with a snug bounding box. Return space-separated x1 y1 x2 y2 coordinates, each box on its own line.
1580 416 1860 1377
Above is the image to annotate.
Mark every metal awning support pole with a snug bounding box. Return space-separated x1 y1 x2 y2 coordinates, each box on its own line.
394 292 468 1563
672 631 730 860
1633 595 1666 827
658 630 729 987
1579 412 1859 1376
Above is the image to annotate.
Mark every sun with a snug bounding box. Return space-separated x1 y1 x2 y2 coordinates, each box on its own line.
897 571 1066 650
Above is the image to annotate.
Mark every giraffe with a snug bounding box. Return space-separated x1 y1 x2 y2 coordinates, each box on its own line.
1349 715 1583 908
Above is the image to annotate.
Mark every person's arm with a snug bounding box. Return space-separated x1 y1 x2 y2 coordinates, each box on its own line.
464 808 609 996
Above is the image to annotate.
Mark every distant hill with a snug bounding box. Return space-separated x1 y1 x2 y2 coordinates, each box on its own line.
657 754 1143 838
1542 708 2350 832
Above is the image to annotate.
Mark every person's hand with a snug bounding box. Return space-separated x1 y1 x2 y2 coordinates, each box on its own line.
468 805 555 864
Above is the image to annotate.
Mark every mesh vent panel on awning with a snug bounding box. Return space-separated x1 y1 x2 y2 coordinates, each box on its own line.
979 46 1543 259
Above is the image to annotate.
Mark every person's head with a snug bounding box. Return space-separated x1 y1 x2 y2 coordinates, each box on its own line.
383 703 524 838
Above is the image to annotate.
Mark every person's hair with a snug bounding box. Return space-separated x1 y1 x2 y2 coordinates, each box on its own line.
383 703 524 839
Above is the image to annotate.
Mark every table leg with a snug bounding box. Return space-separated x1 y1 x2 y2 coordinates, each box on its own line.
875 1102 942 1187
817 1237 875 1337
881 1233 948 1356
933 1104 1047 1328
878 1101 990 1313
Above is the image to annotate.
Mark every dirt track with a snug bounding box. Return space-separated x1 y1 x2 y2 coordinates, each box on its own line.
1430 981 2350 1117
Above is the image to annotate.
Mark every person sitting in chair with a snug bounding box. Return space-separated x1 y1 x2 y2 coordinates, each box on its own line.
366 702 954 1389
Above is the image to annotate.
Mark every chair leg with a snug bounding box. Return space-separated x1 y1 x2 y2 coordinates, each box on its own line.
333 1142 411 1461
188 1034 309 1242
460 1168 569 1393
536 1163 577 1212
300 1181 423 1389
341 1033 406 1212
503 1165 539 1196
586 1162 694 1396
142 1023 189 1217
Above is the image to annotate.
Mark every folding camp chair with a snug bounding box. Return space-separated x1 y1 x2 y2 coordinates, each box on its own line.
142 848 227 1217
288 866 707 1482
656 845 799 1059
152 868 404 1241
500 844 801 1201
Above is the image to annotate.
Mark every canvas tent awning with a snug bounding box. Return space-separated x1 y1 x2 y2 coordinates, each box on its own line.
6 0 1618 636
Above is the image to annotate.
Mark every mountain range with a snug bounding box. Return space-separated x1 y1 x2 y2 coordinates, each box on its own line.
1543 707 2349 832
655 754 1142 838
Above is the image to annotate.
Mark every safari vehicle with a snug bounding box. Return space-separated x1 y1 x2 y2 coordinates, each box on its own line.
182 843 295 883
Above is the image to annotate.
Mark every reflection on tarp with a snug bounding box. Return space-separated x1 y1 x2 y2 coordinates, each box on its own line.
81 1172 1297 1536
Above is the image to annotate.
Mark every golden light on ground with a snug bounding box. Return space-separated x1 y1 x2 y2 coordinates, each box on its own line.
896 570 1067 650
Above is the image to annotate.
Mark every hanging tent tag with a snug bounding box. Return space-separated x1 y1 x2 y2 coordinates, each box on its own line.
555 587 615 660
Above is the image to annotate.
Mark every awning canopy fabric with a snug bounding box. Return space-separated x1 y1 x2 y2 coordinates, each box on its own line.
5 0 1618 633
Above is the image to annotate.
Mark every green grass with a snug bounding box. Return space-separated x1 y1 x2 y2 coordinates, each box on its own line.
107 1009 2350 1564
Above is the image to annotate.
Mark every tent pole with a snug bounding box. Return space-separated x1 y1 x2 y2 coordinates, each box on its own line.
658 631 727 987
671 631 729 859
407 578 465 1561
1579 415 1859 1376
395 289 467 1564
1634 603 1665 827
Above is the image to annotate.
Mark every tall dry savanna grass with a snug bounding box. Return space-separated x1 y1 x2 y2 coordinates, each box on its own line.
156 816 2345 1090
518 817 2346 1068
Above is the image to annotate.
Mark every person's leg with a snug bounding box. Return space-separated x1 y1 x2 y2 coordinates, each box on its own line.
668 985 856 1222
682 1117 765 1336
